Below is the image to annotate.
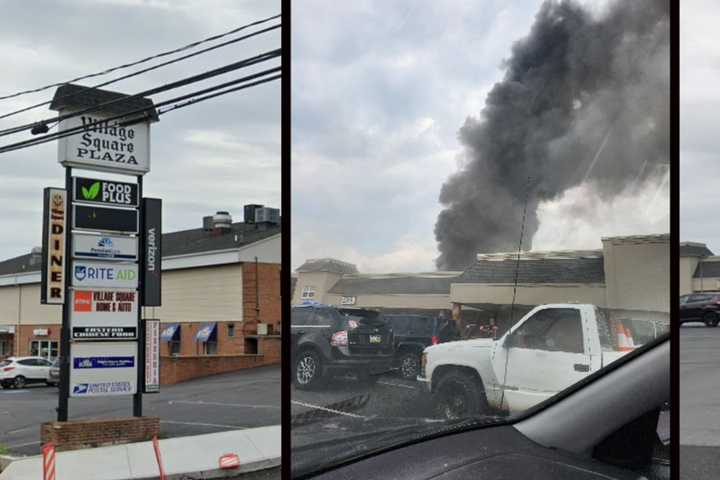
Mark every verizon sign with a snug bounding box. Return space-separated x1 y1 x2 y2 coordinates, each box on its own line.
57 113 150 175
41 188 67 304
71 289 138 334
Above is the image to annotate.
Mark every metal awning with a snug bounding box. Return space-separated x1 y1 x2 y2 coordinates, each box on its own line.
160 323 180 341
196 323 217 342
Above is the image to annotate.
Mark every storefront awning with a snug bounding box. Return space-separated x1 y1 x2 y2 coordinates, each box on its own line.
160 323 180 341
0 325 15 334
196 323 217 342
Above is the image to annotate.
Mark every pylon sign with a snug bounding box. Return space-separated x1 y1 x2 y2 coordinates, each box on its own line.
45 85 160 412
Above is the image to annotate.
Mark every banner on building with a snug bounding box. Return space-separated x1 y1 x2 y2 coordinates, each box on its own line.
41 187 67 305
70 342 137 397
143 198 162 306
144 319 160 393
73 176 139 207
72 260 138 289
73 233 137 261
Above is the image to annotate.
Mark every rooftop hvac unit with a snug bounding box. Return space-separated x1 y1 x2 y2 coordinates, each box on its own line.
244 204 264 224
257 323 268 335
212 211 232 230
255 207 280 225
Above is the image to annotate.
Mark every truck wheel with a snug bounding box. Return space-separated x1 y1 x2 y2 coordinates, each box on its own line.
704 312 719 327
294 350 324 390
398 352 420 380
435 370 488 420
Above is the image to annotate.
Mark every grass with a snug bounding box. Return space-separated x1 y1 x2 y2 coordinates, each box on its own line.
0 444 8 455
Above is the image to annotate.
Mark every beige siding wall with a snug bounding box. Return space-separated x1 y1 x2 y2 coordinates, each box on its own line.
148 264 243 323
324 293 451 310
681 257 699 295
0 284 62 326
450 283 607 306
602 239 669 312
19 284 62 325
0 286 20 326
693 277 720 292
291 271 342 305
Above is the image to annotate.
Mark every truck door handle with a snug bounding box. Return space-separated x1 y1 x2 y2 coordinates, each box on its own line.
574 363 590 372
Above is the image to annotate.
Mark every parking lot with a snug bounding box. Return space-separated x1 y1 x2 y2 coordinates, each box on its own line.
681 323 720 479
0 365 279 456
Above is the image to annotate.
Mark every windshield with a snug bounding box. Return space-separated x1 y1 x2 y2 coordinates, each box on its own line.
292 0 669 476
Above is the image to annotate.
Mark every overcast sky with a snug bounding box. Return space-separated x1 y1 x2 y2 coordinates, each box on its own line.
680 0 720 252
292 0 669 273
0 0 280 261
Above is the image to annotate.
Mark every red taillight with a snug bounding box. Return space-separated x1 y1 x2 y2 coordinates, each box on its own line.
431 335 439 345
331 330 348 347
2 366 14 372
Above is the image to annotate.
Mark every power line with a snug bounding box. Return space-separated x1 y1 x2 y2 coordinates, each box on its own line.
0 49 281 138
0 66 281 154
0 13 281 102
0 22 280 122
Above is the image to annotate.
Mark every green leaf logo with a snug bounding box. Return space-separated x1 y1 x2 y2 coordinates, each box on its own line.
82 182 101 200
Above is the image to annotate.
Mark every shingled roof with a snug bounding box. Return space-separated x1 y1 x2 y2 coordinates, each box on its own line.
681 242 714 258
297 258 358 275
456 250 606 284
0 221 279 277
50 84 159 121
329 272 461 295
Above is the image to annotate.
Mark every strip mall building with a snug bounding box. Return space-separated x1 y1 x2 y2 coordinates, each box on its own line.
292 234 670 334
0 208 280 384
680 241 720 294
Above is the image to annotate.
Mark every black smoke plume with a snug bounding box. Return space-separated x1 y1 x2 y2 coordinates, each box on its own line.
435 0 669 270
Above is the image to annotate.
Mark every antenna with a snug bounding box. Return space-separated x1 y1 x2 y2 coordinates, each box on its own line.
498 176 532 413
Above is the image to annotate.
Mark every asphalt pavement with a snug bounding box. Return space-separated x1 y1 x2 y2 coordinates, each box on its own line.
680 323 720 480
0 365 279 456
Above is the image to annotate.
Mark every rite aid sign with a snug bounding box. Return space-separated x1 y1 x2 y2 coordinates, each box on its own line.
72 260 138 289
57 114 150 175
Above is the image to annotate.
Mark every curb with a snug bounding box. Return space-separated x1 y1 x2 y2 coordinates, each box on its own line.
0 456 20 474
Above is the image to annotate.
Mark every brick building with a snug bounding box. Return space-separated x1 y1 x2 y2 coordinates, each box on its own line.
0 208 281 384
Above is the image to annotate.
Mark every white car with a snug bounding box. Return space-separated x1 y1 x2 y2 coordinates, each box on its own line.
0 356 55 389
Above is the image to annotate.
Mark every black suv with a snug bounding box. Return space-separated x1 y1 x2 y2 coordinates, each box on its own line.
291 305 394 389
680 292 720 326
384 314 453 380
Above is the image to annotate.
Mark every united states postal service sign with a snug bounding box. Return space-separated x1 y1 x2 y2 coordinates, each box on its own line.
70 342 137 397
57 113 150 175
73 233 138 261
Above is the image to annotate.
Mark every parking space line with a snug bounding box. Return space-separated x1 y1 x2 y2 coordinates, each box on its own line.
167 400 280 409
291 400 367 419
378 380 417 390
160 420 247 429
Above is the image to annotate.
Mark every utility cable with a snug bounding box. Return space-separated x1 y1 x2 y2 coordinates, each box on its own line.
0 49 280 138
0 67 280 154
0 13 280 102
0 22 280 122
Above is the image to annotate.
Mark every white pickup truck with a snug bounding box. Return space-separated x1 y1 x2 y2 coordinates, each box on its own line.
418 303 666 419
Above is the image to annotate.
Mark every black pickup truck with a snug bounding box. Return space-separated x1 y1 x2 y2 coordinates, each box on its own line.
384 313 458 380
291 304 394 389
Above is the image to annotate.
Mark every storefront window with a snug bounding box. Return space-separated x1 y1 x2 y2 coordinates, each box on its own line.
30 340 58 360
